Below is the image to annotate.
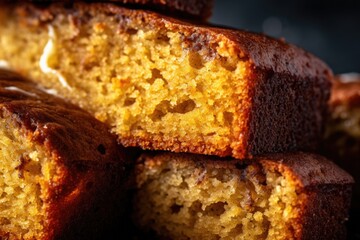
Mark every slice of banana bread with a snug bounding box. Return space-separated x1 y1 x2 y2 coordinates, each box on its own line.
326 72 360 240
323 73 360 216
133 152 353 240
0 3 331 159
0 69 131 240
324 73 360 162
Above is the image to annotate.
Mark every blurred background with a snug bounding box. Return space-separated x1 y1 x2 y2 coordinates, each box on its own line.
210 0 360 74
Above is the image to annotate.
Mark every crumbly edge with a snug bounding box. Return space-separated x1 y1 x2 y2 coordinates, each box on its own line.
0 114 60 240
133 155 304 240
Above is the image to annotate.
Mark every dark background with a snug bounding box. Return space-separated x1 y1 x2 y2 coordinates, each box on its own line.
210 0 360 74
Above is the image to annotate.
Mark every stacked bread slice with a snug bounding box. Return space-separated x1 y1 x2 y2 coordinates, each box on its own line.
134 152 352 239
0 2 331 159
0 1 354 239
0 69 131 239
322 73 360 237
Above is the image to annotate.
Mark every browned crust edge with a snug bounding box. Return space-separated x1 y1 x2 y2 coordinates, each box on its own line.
20 0 214 20
0 69 131 239
135 152 353 239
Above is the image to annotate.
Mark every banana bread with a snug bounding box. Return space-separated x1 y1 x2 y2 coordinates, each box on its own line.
323 73 360 216
0 69 131 240
133 152 353 240
0 3 332 159
325 72 360 240
324 73 360 161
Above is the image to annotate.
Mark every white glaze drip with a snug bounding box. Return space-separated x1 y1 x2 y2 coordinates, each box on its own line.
40 25 72 90
0 60 10 69
4 86 38 98
37 85 59 96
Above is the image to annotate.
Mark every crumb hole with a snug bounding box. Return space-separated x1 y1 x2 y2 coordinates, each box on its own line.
170 99 196 114
179 181 188 189
147 68 165 84
229 224 243 237
126 28 138 35
149 109 166 121
188 51 204 69
82 58 99 71
170 203 183 214
161 168 171 174
223 111 234 126
189 200 202 216
157 34 170 44
214 235 221 240
110 70 117 78
150 100 171 121
0 217 10 225
196 83 204 92
135 125 143 131
204 202 227 216
150 99 196 121
219 56 237 71
124 97 136 106
97 144 106 155
206 132 216 137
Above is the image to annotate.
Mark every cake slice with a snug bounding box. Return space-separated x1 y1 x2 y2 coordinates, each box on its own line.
323 73 360 198
0 3 332 159
26 0 214 20
0 69 131 240
322 73 360 227
323 73 360 163
133 152 353 240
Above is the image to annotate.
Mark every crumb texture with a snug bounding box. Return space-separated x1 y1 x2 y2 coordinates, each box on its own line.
0 5 250 156
0 117 48 240
0 4 331 158
134 155 303 240
0 70 131 240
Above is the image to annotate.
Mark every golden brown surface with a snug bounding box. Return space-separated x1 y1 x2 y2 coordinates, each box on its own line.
0 3 331 159
0 69 131 240
133 152 353 240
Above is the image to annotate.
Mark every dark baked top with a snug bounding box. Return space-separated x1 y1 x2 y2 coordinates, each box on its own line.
141 151 354 187
20 0 213 20
16 2 331 80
